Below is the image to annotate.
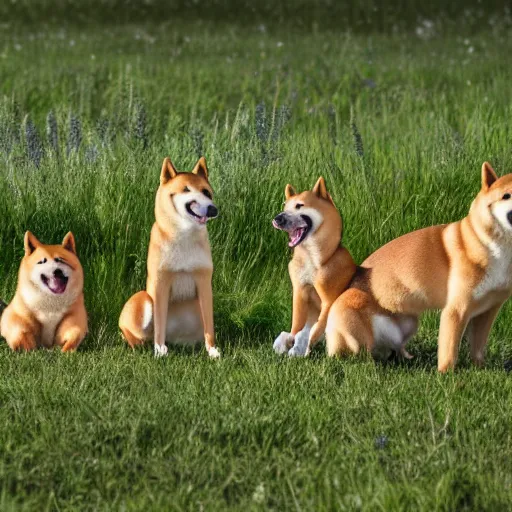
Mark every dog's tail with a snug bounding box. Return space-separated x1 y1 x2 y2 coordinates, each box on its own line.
0 299 7 318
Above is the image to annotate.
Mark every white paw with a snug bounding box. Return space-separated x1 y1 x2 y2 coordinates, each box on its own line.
288 344 308 357
273 332 294 354
154 343 168 357
288 328 310 357
207 346 221 359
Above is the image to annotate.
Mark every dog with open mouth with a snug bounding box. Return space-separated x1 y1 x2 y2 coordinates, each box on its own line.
326 162 512 371
119 156 221 358
0 232 87 351
272 177 356 356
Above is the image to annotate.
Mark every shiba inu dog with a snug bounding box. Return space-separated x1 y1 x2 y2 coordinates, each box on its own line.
119 156 220 358
326 162 512 371
272 177 356 356
0 232 87 351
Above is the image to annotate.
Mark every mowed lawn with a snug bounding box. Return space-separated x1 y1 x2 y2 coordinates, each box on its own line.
1 15 512 510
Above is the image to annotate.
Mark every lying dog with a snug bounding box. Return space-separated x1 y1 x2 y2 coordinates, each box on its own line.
0 232 87 351
119 156 220 358
327 162 512 371
272 177 356 356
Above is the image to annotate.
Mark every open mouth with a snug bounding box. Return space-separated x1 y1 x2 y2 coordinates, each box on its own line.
41 269 68 294
186 201 208 225
287 215 313 248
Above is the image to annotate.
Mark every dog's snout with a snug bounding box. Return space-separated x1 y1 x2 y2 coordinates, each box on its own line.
206 205 218 218
273 213 287 228
54 268 65 278
507 211 512 226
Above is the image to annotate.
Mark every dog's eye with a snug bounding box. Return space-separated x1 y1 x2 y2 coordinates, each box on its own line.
295 204 303 210
202 189 212 199
183 186 190 192
37 258 47 265
503 193 511 200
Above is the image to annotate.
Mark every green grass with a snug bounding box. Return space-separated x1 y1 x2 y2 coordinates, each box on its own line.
1 14 512 510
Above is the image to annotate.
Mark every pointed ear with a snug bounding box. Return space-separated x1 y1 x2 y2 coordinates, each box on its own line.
481 162 498 191
285 184 296 200
160 157 178 185
62 232 76 254
24 231 40 256
312 177 329 200
192 156 208 180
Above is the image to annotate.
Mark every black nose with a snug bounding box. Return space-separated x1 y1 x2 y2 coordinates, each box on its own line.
507 211 512 226
54 268 65 278
273 213 287 227
206 205 218 218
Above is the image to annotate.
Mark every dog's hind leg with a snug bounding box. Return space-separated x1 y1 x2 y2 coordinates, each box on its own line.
119 291 153 348
325 289 373 357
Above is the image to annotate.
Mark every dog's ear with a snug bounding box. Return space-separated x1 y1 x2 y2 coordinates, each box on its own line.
481 162 498 191
285 184 296 200
192 156 208 180
312 177 329 200
62 232 77 254
160 157 178 185
24 231 41 256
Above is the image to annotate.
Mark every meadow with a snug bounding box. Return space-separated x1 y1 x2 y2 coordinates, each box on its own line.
1 6 512 510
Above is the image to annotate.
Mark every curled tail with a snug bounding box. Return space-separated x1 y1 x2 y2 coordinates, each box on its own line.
0 299 7 318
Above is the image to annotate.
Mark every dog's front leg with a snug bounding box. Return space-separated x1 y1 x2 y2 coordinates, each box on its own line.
304 301 332 356
153 271 173 357
275 285 309 355
437 304 470 372
193 269 219 358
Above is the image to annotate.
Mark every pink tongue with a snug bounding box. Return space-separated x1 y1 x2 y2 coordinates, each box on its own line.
288 228 304 247
48 277 67 294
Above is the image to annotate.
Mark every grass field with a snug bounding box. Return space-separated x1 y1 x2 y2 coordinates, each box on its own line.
1 7 512 510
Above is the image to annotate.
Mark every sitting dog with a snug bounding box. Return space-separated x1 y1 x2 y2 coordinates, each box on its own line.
119 156 220 358
272 177 356 356
0 232 87 351
326 162 512 371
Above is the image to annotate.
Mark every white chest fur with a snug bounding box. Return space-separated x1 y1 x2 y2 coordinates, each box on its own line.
171 274 197 301
473 241 512 301
37 310 65 347
21 286 72 347
159 232 212 273
298 257 316 286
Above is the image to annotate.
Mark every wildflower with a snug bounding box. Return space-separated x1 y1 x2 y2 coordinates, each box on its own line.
67 114 82 156
25 116 43 168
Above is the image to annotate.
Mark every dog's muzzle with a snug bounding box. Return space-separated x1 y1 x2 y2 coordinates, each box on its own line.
272 213 288 229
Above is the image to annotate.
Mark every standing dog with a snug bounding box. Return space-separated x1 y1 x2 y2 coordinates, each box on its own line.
0 232 87 351
272 177 356 356
326 162 512 371
119 156 220 358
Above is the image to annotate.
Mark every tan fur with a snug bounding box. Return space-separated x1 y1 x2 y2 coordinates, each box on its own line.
273 177 356 356
119 156 220 357
327 162 512 371
0 232 87 352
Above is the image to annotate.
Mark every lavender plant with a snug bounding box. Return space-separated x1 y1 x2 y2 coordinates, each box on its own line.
350 105 364 158
66 114 82 156
24 116 43 168
46 111 59 156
